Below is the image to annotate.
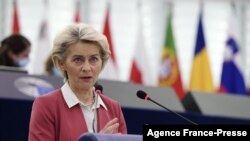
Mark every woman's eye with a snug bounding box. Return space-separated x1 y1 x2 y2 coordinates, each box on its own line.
73 58 82 63
89 57 98 64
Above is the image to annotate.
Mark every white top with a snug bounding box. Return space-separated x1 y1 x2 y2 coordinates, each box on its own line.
61 83 107 132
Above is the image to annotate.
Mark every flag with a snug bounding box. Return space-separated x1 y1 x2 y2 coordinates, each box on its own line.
12 0 20 34
74 0 80 23
189 13 214 93
129 3 152 85
99 5 119 80
159 12 185 100
29 0 51 74
218 7 247 95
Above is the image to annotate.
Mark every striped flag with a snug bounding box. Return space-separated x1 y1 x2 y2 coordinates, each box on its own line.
99 5 119 80
129 3 152 85
159 12 185 100
189 12 214 93
218 7 247 95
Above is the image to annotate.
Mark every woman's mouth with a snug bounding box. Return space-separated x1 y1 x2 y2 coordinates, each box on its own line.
80 76 92 81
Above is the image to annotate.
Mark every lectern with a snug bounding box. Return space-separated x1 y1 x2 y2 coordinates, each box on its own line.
78 133 142 141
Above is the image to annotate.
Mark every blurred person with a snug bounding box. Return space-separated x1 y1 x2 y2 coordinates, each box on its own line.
29 23 127 141
44 54 62 77
0 34 31 67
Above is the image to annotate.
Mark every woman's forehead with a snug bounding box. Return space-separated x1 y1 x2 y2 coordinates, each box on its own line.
67 42 100 56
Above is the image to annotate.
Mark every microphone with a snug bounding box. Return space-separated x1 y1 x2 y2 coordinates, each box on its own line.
136 90 198 125
95 85 103 94
92 84 103 132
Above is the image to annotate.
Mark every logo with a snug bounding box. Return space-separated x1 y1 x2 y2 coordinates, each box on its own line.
14 77 55 97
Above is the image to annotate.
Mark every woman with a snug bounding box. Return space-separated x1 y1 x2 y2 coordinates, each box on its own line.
0 34 31 67
29 23 127 141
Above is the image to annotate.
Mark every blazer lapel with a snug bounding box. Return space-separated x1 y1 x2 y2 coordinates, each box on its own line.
96 107 110 132
69 105 89 133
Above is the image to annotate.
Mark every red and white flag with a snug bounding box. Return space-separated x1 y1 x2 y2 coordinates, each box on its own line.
129 3 152 85
99 5 119 80
12 0 20 34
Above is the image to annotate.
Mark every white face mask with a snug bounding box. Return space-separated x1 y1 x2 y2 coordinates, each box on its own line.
17 58 29 67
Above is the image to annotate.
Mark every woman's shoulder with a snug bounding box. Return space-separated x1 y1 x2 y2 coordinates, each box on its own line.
34 89 62 104
31 89 63 120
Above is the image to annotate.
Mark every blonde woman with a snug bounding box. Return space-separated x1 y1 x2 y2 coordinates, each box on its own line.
29 23 127 141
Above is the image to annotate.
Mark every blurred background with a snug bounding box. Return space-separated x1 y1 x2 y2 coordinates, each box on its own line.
1 0 250 139
1 0 250 97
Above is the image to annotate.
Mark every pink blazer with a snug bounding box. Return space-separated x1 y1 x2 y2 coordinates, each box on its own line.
28 89 127 141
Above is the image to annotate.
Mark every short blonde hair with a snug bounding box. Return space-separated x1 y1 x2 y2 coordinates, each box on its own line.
51 23 110 81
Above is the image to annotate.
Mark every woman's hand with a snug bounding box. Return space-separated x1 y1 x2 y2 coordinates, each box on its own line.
99 118 119 134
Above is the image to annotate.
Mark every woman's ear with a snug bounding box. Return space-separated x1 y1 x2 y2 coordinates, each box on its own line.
59 60 66 71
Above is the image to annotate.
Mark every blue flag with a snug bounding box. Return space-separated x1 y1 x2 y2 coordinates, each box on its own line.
219 37 247 95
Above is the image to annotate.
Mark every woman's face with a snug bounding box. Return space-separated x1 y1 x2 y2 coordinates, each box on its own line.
9 47 31 67
60 41 102 91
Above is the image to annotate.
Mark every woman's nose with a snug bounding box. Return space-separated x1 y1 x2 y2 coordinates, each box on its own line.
81 62 91 72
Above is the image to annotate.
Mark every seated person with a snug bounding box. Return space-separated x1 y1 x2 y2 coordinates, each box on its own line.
0 34 31 67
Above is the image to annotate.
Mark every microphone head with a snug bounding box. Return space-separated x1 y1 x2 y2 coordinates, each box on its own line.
95 84 103 94
136 90 150 100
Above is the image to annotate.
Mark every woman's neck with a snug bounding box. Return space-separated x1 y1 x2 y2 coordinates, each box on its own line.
68 82 94 104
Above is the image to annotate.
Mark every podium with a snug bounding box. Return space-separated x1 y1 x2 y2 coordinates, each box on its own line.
78 133 142 141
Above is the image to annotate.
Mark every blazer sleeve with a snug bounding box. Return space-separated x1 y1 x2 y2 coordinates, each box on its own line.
29 97 55 141
116 103 127 134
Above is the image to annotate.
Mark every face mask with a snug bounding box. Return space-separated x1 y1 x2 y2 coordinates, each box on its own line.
17 58 29 67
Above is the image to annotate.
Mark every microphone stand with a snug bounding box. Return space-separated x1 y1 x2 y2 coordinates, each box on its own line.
149 98 198 125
